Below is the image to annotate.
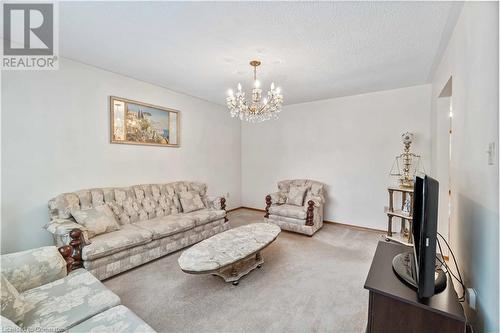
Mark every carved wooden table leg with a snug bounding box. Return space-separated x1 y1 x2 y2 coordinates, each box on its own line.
213 252 265 285
231 266 239 285
256 252 263 268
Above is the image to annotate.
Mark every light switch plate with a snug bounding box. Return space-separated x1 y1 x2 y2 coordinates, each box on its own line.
466 288 477 311
487 142 495 165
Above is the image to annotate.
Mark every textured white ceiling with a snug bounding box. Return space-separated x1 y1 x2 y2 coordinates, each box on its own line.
59 1 461 105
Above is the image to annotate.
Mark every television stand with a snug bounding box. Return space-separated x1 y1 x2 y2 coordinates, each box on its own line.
392 252 447 294
364 241 466 333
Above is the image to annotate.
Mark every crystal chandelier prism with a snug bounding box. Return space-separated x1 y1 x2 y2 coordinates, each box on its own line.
226 60 283 123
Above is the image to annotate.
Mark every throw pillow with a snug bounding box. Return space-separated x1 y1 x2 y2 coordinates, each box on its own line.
1 274 25 325
72 205 120 238
178 191 205 213
286 186 308 206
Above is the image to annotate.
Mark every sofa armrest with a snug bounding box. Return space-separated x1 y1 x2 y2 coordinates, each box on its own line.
265 192 284 218
0 246 67 292
207 196 228 221
58 229 84 273
305 197 325 226
45 218 91 247
306 200 315 226
306 195 324 208
207 196 222 210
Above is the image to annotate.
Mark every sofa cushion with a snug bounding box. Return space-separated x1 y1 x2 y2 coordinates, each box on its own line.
133 216 195 240
82 225 152 261
21 269 120 331
178 191 205 213
1 274 25 325
182 209 226 226
268 204 307 220
68 305 156 333
286 185 308 206
72 205 121 238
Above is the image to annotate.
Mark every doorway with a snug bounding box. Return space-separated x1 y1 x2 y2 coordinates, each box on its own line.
436 77 453 244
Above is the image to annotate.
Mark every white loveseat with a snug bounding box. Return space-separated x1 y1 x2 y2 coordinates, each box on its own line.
1 246 155 332
45 181 229 280
265 179 326 236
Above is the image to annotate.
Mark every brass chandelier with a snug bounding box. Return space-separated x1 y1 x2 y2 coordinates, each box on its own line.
226 60 283 123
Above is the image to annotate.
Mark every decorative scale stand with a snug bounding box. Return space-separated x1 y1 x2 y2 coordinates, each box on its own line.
386 132 422 245
385 186 414 245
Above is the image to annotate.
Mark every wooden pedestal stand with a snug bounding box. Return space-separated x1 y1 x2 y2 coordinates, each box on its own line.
385 186 414 245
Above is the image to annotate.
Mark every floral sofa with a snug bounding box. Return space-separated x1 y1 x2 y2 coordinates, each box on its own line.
0 246 155 332
265 179 326 236
45 181 229 280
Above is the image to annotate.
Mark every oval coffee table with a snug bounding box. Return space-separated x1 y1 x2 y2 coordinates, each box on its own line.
178 222 281 285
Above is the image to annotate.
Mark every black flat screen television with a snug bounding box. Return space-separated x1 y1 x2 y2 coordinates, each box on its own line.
392 174 446 298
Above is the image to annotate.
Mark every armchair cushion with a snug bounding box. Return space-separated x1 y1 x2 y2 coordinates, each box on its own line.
1 246 67 293
68 305 156 333
71 205 121 238
178 191 205 213
268 204 307 220
268 214 306 226
286 186 309 206
1 274 26 325
82 225 152 261
133 216 195 239
21 269 120 331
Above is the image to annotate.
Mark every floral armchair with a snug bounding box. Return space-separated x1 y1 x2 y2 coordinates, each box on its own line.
0 245 155 332
265 179 326 236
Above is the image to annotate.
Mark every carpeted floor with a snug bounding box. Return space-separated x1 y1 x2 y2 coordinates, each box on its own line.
104 209 382 333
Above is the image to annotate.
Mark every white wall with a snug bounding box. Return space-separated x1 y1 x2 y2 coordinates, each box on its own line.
1 58 241 253
430 3 499 332
242 85 432 231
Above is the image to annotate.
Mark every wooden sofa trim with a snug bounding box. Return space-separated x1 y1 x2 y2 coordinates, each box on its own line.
306 200 315 226
58 229 83 273
220 197 228 222
265 195 272 218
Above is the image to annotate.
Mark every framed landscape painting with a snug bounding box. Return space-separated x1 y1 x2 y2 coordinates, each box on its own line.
110 96 180 147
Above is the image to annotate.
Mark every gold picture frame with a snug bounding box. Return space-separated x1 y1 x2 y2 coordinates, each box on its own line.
110 96 180 147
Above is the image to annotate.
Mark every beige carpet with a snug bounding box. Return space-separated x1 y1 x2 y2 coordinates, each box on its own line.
104 209 382 333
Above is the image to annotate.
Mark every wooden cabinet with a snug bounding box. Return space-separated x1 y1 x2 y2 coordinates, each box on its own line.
364 241 466 333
